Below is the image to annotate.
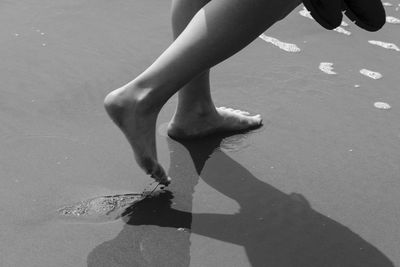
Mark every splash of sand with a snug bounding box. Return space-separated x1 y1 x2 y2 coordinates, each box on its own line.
319 62 337 75
258 34 301 53
360 69 383 80
368 40 400 51
57 193 146 221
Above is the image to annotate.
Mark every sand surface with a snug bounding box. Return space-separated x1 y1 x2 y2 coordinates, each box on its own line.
1 0 399 266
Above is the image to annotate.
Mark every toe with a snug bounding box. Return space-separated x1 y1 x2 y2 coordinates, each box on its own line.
253 115 263 125
151 164 171 186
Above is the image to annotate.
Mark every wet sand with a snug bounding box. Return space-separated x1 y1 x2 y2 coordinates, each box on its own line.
1 0 400 266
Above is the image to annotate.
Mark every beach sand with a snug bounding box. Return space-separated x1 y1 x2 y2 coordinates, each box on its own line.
1 0 399 266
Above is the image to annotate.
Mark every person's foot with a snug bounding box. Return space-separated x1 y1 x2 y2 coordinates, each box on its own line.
104 86 171 185
167 106 263 139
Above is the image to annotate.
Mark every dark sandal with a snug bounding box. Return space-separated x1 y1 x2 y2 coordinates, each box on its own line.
342 0 386 32
302 0 343 30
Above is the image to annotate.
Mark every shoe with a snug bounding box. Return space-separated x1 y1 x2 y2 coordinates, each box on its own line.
302 0 343 30
342 0 386 32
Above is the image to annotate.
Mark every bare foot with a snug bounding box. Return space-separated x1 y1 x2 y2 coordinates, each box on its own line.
167 106 262 139
104 86 171 185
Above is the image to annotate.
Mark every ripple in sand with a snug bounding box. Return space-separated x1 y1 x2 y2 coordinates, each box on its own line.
258 34 301 53
220 133 252 152
360 69 383 80
383 2 393 6
368 40 400 51
386 16 400 24
319 62 337 75
374 102 391 110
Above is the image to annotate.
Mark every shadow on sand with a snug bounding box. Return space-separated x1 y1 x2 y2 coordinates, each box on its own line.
87 133 394 267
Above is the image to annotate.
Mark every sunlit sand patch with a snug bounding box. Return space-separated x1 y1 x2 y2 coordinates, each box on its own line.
334 27 351 35
374 102 391 110
299 7 313 20
258 34 301 53
368 40 400 51
360 69 383 80
386 16 400 24
319 62 337 75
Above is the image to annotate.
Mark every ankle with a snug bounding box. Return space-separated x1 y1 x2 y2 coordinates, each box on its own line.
104 85 162 117
175 102 217 118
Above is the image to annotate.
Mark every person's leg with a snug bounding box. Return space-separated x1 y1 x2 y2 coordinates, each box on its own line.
170 0 215 124
168 0 263 139
104 0 301 184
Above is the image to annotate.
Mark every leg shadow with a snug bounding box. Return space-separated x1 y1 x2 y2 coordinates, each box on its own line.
87 132 394 267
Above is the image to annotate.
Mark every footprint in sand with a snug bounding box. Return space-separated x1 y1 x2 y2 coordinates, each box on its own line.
360 69 383 80
57 193 146 222
57 185 163 223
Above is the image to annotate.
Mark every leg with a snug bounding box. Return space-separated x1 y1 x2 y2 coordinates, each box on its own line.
168 0 264 139
104 0 301 184
170 0 214 116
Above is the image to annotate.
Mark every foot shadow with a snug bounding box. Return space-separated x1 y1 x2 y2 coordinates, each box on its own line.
87 132 394 267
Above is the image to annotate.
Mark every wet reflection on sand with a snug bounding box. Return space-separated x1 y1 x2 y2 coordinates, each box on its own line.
87 133 394 267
